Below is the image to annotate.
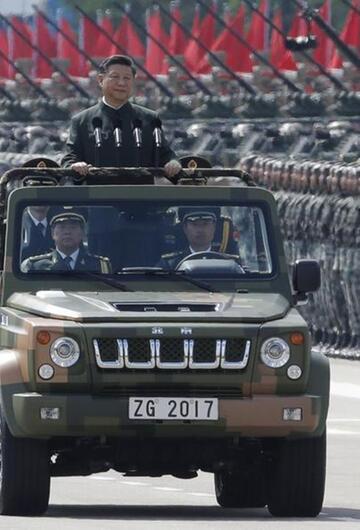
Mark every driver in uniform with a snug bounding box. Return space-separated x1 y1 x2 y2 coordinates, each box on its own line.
158 207 220 269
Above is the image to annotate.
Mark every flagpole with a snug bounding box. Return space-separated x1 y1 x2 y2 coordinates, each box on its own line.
114 2 214 97
327 0 332 67
195 0 301 93
157 3 257 95
290 0 360 67
242 0 347 91
0 47 50 99
0 14 91 99
264 0 271 54
71 4 174 98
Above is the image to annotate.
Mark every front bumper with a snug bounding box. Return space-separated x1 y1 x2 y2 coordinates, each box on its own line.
10 392 325 439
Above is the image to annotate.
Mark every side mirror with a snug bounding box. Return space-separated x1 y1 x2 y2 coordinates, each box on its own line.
292 259 321 300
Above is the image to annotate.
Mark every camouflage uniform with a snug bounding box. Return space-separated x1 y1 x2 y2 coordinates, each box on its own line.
328 194 351 350
345 197 360 352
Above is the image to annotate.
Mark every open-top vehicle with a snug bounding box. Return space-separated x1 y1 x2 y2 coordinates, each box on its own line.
0 165 329 516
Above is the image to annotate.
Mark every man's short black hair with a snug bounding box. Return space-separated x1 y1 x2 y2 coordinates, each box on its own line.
98 55 137 76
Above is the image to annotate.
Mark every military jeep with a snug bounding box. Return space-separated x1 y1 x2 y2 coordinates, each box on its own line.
0 166 329 517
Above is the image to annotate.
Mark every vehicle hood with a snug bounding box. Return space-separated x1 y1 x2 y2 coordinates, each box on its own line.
7 290 291 323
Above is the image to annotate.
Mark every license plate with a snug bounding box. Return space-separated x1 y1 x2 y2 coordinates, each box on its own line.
129 397 218 421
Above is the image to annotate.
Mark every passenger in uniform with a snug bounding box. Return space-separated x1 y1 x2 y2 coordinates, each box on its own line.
159 207 222 269
21 205 54 261
20 158 60 261
22 212 111 273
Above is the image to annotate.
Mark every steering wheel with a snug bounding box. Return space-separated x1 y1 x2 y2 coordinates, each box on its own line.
175 251 240 270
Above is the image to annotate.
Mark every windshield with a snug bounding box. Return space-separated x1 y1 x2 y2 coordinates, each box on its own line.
18 201 274 278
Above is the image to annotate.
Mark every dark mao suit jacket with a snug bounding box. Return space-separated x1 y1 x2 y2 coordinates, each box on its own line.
61 101 176 176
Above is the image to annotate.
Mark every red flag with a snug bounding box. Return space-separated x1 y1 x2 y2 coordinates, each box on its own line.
311 1 334 67
126 16 145 58
57 16 83 76
10 16 32 60
270 9 287 69
0 28 9 78
80 15 100 56
110 17 127 55
79 13 109 75
247 0 269 52
33 15 56 78
278 10 307 71
330 0 360 68
340 0 360 48
93 13 114 58
110 14 145 59
183 4 201 72
169 1 187 56
184 2 216 73
203 5 252 73
145 7 169 75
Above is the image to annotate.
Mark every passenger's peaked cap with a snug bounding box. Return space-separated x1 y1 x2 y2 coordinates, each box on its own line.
21 157 59 168
50 212 86 228
179 155 212 169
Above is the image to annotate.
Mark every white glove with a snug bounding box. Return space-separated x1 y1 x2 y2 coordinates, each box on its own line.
164 159 182 177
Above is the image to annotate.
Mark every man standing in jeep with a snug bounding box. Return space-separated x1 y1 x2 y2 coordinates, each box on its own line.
61 54 181 180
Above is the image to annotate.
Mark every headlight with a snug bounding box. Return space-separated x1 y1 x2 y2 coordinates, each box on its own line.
50 337 80 368
260 337 290 368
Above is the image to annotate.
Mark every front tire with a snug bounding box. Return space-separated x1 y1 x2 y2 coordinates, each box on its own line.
0 410 50 516
267 431 326 517
214 468 266 508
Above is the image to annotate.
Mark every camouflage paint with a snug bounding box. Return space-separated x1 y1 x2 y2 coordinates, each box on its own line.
0 179 329 442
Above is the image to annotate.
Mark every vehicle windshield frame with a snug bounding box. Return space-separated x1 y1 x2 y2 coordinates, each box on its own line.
2 185 291 302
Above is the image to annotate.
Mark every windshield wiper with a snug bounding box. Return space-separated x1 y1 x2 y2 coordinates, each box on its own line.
116 267 220 293
29 270 133 292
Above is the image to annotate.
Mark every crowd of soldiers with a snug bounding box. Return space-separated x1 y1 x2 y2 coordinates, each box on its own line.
0 56 359 123
238 155 359 359
1 115 359 169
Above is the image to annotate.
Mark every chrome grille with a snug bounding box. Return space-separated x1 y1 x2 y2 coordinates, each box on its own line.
93 338 123 369
221 338 250 369
193 339 217 363
225 338 248 362
95 338 118 362
93 337 251 370
127 338 152 363
189 339 220 369
159 338 184 363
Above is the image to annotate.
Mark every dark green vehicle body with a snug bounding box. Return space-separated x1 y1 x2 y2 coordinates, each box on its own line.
0 169 329 516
